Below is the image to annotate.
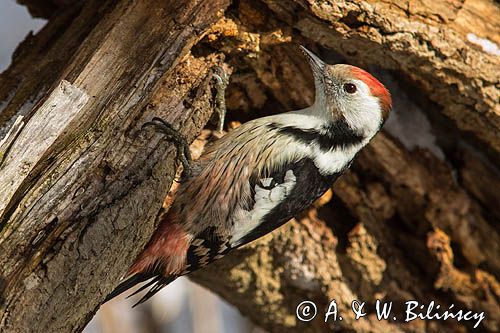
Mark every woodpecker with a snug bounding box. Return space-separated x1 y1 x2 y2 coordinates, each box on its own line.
106 46 392 305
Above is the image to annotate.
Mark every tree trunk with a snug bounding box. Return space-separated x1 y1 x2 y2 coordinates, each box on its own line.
1 0 499 333
189 1 500 332
0 0 229 332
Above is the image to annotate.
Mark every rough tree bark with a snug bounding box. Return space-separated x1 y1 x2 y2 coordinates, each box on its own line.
0 0 229 332
1 0 499 333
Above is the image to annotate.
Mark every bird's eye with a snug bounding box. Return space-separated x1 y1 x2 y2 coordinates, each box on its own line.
343 83 357 94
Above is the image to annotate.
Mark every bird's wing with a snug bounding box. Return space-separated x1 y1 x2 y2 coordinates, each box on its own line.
228 157 340 248
174 118 346 272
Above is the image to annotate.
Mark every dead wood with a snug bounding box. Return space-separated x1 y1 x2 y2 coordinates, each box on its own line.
1 0 498 332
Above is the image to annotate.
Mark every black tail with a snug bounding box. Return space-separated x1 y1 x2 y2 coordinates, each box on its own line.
104 273 176 307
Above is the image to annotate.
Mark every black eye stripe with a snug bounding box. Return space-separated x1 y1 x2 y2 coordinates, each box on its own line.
343 83 357 94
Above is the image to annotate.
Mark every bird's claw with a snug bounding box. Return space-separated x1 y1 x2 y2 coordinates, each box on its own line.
211 66 228 133
142 117 192 177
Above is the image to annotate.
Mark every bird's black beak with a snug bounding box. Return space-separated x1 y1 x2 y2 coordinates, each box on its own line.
300 45 329 109
300 45 325 72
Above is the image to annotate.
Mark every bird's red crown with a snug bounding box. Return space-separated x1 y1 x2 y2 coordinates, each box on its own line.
350 67 392 120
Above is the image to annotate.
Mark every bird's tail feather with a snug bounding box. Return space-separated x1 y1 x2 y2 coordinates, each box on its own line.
130 275 176 307
104 273 176 307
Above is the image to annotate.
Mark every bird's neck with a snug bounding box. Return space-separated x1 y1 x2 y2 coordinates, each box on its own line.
293 104 365 140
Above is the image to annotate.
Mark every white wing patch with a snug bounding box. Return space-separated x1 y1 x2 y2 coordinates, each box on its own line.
260 177 274 187
230 170 297 247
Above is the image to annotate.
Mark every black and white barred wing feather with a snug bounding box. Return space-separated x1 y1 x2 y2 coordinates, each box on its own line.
229 156 339 249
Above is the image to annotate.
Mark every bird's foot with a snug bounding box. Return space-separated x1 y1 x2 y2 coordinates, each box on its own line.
211 66 229 133
142 117 192 177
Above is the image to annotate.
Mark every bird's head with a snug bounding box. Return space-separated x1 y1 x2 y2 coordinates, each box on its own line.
300 46 392 138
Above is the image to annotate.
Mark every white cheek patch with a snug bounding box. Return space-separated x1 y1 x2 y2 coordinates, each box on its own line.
230 170 296 247
341 80 382 136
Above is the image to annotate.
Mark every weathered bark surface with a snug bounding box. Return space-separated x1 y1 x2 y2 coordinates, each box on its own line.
1 0 499 333
0 0 229 332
